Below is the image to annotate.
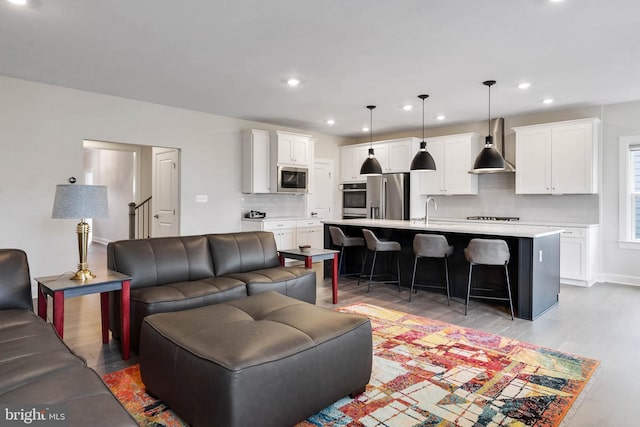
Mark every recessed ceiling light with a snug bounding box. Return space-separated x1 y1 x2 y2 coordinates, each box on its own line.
518 82 532 89
362 127 369 132
542 98 555 104
402 105 413 111
549 0 564 3
326 119 335 125
287 78 300 87
436 115 446 121
7 0 28 5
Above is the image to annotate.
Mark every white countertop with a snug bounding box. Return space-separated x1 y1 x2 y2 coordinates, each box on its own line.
242 216 321 222
322 218 565 238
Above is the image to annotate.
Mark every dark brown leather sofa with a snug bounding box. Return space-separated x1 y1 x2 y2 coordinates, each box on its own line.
0 249 137 427
108 231 316 350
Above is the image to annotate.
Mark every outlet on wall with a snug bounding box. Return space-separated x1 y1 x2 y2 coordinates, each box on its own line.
195 194 208 203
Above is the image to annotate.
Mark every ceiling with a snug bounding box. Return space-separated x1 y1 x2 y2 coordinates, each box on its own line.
2 0 640 138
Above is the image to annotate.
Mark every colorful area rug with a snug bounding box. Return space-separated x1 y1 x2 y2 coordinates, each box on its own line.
102 303 599 427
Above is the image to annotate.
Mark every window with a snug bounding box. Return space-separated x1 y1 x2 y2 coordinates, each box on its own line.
619 136 640 247
633 149 640 239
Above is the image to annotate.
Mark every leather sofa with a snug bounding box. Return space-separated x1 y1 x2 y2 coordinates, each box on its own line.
108 231 317 351
0 249 137 427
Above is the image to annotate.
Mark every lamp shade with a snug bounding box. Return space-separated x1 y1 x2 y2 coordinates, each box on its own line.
470 138 505 172
410 141 436 171
360 149 383 175
52 184 109 219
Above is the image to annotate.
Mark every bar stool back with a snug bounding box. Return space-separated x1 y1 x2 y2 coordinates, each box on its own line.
358 229 402 293
328 226 365 276
410 234 454 303
464 238 514 320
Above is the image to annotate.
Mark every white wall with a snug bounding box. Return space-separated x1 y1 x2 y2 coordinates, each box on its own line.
0 76 350 282
600 101 640 285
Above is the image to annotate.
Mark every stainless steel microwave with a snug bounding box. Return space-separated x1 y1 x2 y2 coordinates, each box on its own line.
277 166 308 193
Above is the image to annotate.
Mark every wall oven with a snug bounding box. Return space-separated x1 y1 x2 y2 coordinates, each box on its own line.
277 166 308 193
342 183 367 219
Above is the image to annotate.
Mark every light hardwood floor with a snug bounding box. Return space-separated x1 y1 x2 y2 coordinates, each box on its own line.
50 243 640 426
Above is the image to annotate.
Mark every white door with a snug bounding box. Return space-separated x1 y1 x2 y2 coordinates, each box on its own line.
152 148 180 237
308 159 334 218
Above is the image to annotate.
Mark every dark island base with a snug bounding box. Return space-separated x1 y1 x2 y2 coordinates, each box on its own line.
324 223 560 321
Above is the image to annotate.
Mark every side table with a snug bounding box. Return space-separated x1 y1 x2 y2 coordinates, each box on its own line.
35 270 131 360
278 248 340 304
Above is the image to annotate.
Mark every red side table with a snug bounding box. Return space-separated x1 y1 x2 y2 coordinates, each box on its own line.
35 270 131 360
278 248 340 304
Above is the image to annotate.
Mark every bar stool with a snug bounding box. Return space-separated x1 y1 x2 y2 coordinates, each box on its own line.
410 234 454 304
328 226 365 276
464 238 514 320
358 229 402 293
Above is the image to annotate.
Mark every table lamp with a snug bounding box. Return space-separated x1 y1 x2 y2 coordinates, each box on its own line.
52 184 109 281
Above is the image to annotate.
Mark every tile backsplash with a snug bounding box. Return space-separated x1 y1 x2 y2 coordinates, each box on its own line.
412 173 599 224
241 193 307 218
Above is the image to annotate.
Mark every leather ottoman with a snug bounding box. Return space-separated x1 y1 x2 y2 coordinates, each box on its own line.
139 291 372 427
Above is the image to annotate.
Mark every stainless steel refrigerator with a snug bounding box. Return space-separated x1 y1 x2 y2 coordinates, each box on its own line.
366 173 410 220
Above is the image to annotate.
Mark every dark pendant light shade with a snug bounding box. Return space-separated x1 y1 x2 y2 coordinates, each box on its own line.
470 80 507 173
410 94 436 171
360 105 383 176
473 136 505 170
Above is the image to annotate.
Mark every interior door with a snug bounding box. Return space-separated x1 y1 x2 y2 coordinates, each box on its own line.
308 159 334 218
152 148 180 237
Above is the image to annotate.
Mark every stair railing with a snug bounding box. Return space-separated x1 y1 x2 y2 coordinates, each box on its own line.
128 196 152 239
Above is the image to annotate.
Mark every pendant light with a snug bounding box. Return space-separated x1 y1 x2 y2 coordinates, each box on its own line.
410 94 436 171
470 80 507 173
360 105 383 176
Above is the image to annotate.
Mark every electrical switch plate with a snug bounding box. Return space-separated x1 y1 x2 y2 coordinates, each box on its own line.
195 194 208 203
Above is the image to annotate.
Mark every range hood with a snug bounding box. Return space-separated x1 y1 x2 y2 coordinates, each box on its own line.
469 117 516 174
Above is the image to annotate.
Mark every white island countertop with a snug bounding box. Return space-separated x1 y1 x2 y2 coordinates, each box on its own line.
322 218 564 239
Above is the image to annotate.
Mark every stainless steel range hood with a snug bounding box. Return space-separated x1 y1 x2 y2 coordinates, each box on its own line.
469 117 516 174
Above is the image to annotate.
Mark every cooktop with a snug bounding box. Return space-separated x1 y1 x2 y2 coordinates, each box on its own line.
466 216 520 222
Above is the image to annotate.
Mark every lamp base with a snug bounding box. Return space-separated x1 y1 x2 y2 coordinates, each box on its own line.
71 261 96 281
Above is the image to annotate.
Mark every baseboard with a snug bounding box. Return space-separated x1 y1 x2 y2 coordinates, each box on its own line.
560 278 591 287
598 273 640 287
91 236 111 246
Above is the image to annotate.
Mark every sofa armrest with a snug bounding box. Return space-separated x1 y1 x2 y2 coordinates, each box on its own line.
0 249 33 311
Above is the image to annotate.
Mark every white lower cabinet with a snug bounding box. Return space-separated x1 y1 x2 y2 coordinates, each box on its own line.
242 219 323 250
296 219 323 248
558 225 598 287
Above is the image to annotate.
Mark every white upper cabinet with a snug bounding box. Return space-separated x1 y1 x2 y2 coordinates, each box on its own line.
339 144 369 183
340 138 420 182
418 133 483 195
514 118 600 194
273 131 312 166
242 129 271 193
374 138 420 173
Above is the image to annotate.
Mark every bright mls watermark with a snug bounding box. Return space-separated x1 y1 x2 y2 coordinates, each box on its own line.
1 405 68 426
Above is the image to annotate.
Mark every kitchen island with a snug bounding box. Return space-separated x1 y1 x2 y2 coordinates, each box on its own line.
323 219 563 320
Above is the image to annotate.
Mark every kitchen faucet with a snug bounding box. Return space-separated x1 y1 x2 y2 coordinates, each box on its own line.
425 197 437 226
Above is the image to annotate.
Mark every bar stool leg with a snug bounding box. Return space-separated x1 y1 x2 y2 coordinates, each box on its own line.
409 256 418 302
465 264 473 315
505 264 515 320
357 250 368 287
444 257 451 306
396 252 401 292
367 251 378 293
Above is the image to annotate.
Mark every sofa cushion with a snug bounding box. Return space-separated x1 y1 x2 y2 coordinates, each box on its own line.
207 231 280 276
227 267 317 304
127 277 248 350
0 310 137 426
108 235 214 289
130 277 246 305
